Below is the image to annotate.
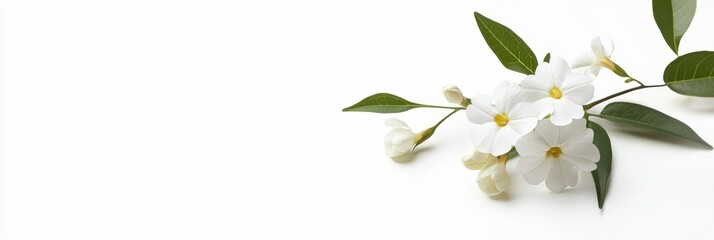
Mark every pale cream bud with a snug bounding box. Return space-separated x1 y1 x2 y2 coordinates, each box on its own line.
461 149 496 170
442 85 465 105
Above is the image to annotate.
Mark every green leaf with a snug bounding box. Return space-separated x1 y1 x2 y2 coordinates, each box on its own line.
663 51 714 96
342 93 426 113
474 12 538 75
653 0 696 55
587 121 612 209
543 53 551 63
597 102 712 149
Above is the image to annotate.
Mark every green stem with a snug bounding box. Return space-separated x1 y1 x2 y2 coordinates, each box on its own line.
413 109 461 149
433 109 460 128
584 84 666 110
628 78 645 86
422 105 466 110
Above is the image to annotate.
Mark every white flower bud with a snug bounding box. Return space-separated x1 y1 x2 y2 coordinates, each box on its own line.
462 149 496 170
383 118 416 158
477 160 509 196
442 85 465 105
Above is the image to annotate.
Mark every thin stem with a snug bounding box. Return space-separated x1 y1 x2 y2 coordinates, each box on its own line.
422 105 466 111
433 109 460 128
412 109 461 149
629 78 645 86
584 84 666 110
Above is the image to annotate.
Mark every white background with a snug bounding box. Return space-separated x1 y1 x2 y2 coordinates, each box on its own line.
2 0 714 239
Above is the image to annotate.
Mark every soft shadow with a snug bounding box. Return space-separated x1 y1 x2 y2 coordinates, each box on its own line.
390 146 434 164
679 97 714 113
488 191 512 201
609 124 712 150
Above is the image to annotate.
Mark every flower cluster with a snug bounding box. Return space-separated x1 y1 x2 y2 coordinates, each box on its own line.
457 55 601 195
384 39 617 196
346 4 713 208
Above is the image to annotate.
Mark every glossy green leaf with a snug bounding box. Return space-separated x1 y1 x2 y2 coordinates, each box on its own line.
587 121 612 209
343 93 441 113
598 102 712 149
474 12 538 75
653 0 696 55
663 51 714 96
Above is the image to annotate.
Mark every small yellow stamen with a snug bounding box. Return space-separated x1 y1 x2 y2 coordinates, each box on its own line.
549 87 563 99
547 147 562 158
494 114 509 127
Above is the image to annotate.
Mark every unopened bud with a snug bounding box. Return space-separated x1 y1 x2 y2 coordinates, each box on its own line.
443 85 465 105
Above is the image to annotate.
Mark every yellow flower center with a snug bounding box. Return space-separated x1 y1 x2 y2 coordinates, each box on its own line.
494 113 509 127
547 147 562 158
549 87 563 99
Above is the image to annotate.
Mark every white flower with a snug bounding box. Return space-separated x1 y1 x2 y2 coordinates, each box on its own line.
476 156 509 196
571 36 619 77
462 149 496 170
515 119 600 193
466 81 539 156
383 118 416 158
520 57 594 126
443 85 466 105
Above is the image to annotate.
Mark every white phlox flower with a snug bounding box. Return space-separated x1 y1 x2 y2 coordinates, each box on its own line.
520 57 595 126
476 155 509 196
383 118 416 158
571 36 616 76
515 119 600 193
466 81 539 156
443 85 467 106
461 149 497 170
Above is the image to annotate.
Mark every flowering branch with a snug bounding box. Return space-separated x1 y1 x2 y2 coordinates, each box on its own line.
344 0 713 209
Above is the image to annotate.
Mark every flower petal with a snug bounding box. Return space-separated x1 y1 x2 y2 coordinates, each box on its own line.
560 152 598 172
492 165 510 191
563 142 600 163
491 81 511 113
592 36 614 60
515 131 550 157
471 123 498 153
548 57 571 88
466 105 494 125
520 75 552 93
554 118 587 146
549 101 574 126
506 118 538 136
466 95 498 124
391 131 415 152
492 81 521 113
520 156 551 184
545 159 567 192
526 97 555 119
561 127 595 150
559 160 579 187
562 98 585 121
507 102 540 121
490 127 519 156
533 118 559 146
561 71 593 92
385 118 409 129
